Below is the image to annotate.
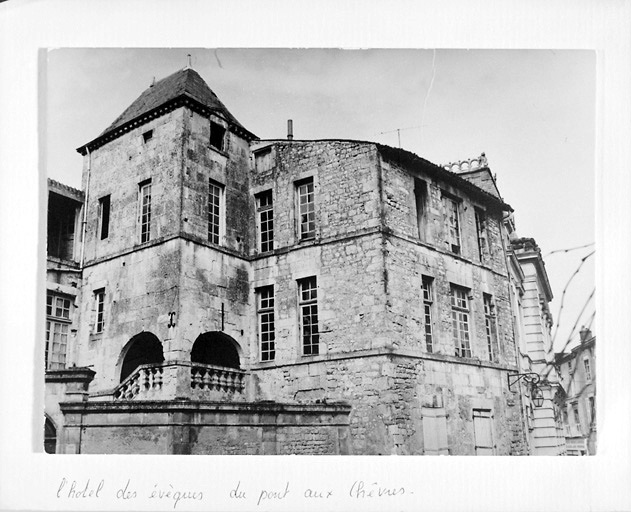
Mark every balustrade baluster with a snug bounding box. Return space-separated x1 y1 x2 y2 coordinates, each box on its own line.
202 369 211 389
210 369 219 390
132 374 140 398
142 368 150 391
192 368 201 388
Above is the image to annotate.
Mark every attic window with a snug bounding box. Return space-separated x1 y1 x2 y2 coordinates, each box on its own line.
210 121 226 151
142 130 153 143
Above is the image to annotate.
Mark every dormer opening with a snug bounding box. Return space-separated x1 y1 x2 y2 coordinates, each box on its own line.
210 121 226 152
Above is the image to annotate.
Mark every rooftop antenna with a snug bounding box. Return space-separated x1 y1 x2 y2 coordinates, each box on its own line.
150 76 156 87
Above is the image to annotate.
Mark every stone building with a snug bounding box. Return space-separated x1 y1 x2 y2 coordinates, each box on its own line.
44 66 532 455
556 328 596 455
505 234 567 455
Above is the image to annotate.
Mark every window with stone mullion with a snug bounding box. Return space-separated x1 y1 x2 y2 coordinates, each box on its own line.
45 293 71 370
451 287 471 358
258 286 275 361
422 276 434 353
208 180 222 244
484 294 498 362
299 277 319 355
257 191 274 252
139 181 151 243
298 180 315 240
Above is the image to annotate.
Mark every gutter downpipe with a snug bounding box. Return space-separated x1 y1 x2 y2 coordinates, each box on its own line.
79 147 91 269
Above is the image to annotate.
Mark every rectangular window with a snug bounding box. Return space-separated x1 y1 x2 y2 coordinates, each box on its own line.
255 148 273 172
210 121 226 151
421 407 449 455
583 357 592 381
475 208 489 262
257 190 274 252
573 404 581 432
138 180 151 243
484 294 499 362
98 195 110 240
568 359 572 371
451 286 471 358
444 195 461 254
257 286 275 361
414 179 428 241
443 195 460 254
208 179 224 244
299 277 319 355
588 396 595 426
297 178 315 240
473 409 495 455
422 276 434 353
94 289 105 334
563 409 571 436
142 129 153 143
45 293 71 370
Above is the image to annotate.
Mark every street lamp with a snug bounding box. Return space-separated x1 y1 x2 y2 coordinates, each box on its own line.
507 372 544 408
531 385 544 408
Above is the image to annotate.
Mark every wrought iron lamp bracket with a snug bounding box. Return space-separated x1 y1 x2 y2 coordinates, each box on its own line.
507 372 540 391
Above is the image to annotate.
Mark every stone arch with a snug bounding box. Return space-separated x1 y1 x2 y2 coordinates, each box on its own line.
119 331 164 383
44 415 56 454
191 332 241 369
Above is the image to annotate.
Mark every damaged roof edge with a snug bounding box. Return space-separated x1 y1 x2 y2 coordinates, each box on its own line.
76 94 258 156
376 143 513 212
48 178 84 201
254 139 513 212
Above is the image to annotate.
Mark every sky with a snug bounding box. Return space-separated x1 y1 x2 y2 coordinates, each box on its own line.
45 48 595 352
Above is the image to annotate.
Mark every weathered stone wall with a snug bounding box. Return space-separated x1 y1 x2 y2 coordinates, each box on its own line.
249 141 390 367
76 239 181 391
253 353 525 455
379 156 506 273
82 109 185 264
384 235 516 364
247 140 526 455
182 110 251 255
60 401 351 455
177 239 251 362
250 141 381 250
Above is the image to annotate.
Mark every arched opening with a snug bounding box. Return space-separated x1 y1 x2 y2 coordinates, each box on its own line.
120 331 164 382
191 332 240 369
44 416 56 454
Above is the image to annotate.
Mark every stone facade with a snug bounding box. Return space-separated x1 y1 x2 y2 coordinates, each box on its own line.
44 67 532 455
556 329 596 455
506 230 567 455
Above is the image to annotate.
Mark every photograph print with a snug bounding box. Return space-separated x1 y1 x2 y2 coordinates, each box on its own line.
44 48 595 456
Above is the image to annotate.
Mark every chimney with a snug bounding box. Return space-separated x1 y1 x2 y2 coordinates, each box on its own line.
287 119 293 141
579 326 593 343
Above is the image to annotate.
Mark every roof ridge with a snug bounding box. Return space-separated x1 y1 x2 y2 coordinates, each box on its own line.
80 67 255 154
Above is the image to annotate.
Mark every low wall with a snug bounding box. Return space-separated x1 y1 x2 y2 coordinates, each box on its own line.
59 399 351 455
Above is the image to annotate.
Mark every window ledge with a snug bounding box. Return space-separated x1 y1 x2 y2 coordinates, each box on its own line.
208 145 228 158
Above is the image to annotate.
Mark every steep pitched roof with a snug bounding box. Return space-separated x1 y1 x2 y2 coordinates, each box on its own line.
457 168 503 200
78 68 256 154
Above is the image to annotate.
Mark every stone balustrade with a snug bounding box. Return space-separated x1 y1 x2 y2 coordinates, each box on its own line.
190 364 245 394
443 153 488 173
113 364 164 400
112 361 247 401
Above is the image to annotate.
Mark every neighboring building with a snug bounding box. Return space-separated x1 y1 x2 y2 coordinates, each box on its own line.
45 179 84 453
556 328 596 455
505 232 567 455
45 66 532 455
